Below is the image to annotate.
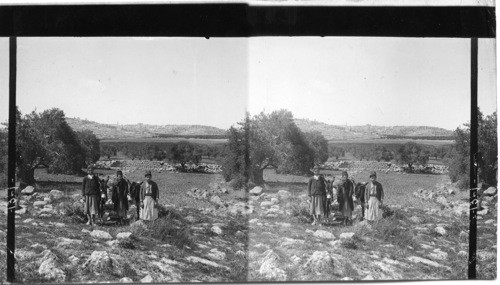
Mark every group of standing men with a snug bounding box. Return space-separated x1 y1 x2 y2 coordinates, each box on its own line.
308 167 385 226
81 165 160 226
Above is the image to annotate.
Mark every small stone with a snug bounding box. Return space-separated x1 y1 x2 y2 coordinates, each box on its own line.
49 190 64 200
249 186 263 195
33 201 48 207
90 230 113 240
434 226 447 236
363 275 374 280
21 186 36 195
119 277 134 283
483 187 497 196
458 251 467 258
314 230 336 240
211 226 222 235
116 232 133 240
339 232 355 240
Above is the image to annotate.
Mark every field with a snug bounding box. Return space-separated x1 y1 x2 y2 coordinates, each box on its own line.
0 161 497 282
101 137 227 145
329 138 454 146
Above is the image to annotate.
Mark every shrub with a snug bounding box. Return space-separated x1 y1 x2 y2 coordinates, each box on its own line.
147 215 195 249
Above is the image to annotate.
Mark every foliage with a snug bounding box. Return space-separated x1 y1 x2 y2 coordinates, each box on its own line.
76 130 101 165
16 108 91 184
448 109 497 188
100 144 117 159
304 131 329 167
395 142 429 171
328 145 345 160
169 141 203 171
221 110 319 186
0 129 7 187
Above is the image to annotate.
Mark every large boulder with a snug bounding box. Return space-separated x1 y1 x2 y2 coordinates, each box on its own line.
302 251 343 276
38 250 66 282
434 226 447 236
259 250 287 281
249 186 263 196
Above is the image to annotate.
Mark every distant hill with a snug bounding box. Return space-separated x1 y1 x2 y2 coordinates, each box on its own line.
294 118 454 141
66 118 227 140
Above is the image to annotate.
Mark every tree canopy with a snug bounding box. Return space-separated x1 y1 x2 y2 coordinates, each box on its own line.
395 142 429 171
15 107 100 184
222 110 328 187
448 109 497 189
169 141 202 171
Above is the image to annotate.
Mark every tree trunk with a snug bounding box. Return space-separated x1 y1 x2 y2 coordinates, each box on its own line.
18 165 35 185
250 167 264 185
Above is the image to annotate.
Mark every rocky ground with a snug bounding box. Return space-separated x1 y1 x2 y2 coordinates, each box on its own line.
245 185 497 281
0 188 248 283
0 179 497 282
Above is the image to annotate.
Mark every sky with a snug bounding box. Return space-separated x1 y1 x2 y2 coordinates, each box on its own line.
0 37 496 130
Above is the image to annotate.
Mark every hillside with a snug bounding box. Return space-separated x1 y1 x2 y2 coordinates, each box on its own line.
294 118 454 141
66 118 226 140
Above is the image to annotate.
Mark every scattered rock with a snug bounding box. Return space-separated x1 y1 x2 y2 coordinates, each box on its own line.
90 230 113 240
82 251 114 274
314 230 336 240
477 208 489 216
68 255 79 266
211 226 223 235
363 275 374 280
119 277 134 283
277 190 292 200
477 250 496 261
116 232 133 240
56 237 82 248
302 251 343 276
448 189 456 195
409 216 423 224
259 250 287 281
33 200 48 207
436 196 448 206
280 237 306 247
249 186 263 195
434 226 447 236
82 229 91 234
483 187 497 197
429 248 448 260
21 186 35 195
407 256 450 270
49 190 64 200
206 248 226 261
339 232 355 240
140 275 154 283
458 251 468 258
15 250 36 261
260 201 274 207
186 256 230 271
129 220 147 233
38 250 66 282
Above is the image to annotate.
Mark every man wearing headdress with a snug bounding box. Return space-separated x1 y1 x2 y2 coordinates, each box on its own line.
337 170 355 226
308 166 327 226
112 170 129 225
364 171 385 222
82 165 100 226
